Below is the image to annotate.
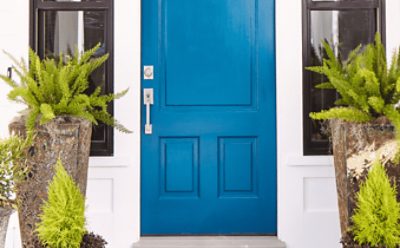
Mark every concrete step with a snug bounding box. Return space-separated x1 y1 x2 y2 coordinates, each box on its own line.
132 236 286 248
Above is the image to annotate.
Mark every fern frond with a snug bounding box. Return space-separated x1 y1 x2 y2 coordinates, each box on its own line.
334 98 347 106
0 75 18 88
3 50 28 76
310 107 372 122
315 82 335 89
1 46 131 134
368 96 385 114
358 68 381 97
25 108 40 132
7 87 34 105
112 88 129 100
345 44 362 66
322 40 342 71
79 43 101 65
24 75 45 103
92 110 132 133
39 104 55 125
85 54 109 75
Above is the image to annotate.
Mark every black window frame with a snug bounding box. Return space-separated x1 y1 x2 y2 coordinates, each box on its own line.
30 0 115 156
302 0 386 155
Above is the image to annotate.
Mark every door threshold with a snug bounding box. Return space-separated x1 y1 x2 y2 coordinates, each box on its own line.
132 236 286 248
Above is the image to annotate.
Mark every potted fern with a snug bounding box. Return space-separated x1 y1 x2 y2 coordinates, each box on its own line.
308 33 400 243
1 45 131 246
0 136 27 247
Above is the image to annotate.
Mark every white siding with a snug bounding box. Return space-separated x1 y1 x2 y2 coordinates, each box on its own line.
276 1 400 247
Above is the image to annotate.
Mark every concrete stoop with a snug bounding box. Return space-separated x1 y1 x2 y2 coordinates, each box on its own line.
132 236 286 248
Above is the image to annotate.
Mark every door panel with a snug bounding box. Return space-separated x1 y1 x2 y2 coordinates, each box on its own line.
160 137 199 197
142 0 276 235
163 0 254 106
219 137 257 196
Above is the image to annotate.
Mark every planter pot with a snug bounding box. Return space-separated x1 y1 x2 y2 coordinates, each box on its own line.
9 116 92 248
0 207 13 248
330 119 400 239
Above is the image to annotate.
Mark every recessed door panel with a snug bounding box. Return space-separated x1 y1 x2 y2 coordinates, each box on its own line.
160 137 199 197
219 137 257 197
163 0 254 107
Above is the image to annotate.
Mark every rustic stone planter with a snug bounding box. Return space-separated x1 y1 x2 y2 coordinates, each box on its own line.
9 116 92 248
0 207 13 248
330 119 400 239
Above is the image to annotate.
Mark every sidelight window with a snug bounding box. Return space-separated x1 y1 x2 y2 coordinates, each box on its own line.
31 0 114 156
302 0 385 155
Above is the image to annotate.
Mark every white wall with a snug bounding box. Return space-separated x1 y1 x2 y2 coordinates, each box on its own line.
276 2 340 247
276 1 400 248
84 0 141 246
0 1 141 247
1 1 400 248
0 1 27 138
385 1 400 61
0 1 29 247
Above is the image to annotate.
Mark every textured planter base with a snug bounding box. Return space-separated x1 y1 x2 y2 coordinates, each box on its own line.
9 116 92 248
0 208 13 248
330 119 397 239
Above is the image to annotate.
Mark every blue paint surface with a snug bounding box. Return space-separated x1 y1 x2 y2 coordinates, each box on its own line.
141 0 276 235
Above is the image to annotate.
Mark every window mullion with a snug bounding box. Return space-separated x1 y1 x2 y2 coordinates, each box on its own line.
36 2 108 10
309 1 379 10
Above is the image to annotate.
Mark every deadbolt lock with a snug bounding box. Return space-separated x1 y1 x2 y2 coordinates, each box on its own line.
144 65 154 80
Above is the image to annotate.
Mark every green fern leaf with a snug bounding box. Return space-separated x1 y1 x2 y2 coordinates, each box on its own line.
0 75 18 88
39 104 56 124
310 107 372 122
368 96 385 113
315 82 335 89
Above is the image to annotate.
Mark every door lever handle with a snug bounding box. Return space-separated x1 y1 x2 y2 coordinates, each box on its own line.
143 88 154 134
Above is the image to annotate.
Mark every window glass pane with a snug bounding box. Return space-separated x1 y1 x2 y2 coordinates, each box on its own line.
38 10 109 147
307 9 377 148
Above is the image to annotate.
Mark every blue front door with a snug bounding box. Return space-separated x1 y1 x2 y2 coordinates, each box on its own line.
141 0 276 235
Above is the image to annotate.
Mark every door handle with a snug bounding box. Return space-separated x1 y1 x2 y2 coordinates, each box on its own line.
143 88 154 134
